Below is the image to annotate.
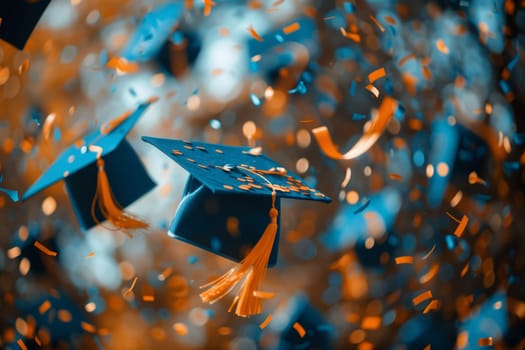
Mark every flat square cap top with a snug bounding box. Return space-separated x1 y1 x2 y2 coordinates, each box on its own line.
142 136 331 203
23 101 154 200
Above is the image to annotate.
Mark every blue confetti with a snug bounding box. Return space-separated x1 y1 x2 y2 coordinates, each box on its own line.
349 80 357 96
249 93 261 106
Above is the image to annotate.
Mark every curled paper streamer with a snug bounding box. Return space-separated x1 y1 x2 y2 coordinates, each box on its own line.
312 96 398 160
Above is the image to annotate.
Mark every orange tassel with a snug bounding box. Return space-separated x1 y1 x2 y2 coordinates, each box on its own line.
91 158 148 234
200 203 278 317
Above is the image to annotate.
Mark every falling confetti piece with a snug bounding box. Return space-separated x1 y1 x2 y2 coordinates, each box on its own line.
340 27 361 42
436 39 449 54
293 322 306 338
142 295 155 302
423 300 440 314
365 84 380 98
450 190 463 207
203 0 216 16
419 264 439 284
34 241 58 257
81 322 97 333
361 316 382 330
421 244 436 260
124 276 138 296
341 168 352 188
478 337 493 346
259 314 273 329
368 67 386 83
446 213 468 237
248 26 263 42
312 97 398 160
106 57 140 74
369 16 385 32
413 290 433 306
17 339 28 350
283 22 300 34
395 256 414 264
353 198 371 214
389 173 403 180
39 300 52 314
461 263 469 277
398 53 416 67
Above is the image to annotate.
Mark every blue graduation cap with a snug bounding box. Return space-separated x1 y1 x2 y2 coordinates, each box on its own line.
23 100 157 231
0 0 51 50
142 136 330 317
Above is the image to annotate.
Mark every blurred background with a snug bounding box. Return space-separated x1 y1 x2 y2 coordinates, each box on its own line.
1 0 524 349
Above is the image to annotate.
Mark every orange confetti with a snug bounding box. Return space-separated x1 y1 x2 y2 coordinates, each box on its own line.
203 0 216 16
369 16 385 32
368 67 386 83
34 241 58 257
81 322 97 333
399 53 416 67
248 26 263 42
158 267 173 281
419 264 439 284
478 337 493 346
461 263 469 277
283 22 300 35
312 97 398 160
18 59 30 75
259 314 273 329
422 244 436 260
446 213 469 237
42 113 57 141
395 256 414 264
293 322 306 338
436 39 449 54
365 84 380 98
389 173 403 180
124 276 138 296
413 290 433 306
106 57 139 74
142 295 155 302
39 300 51 314
17 339 28 350
361 316 382 330
340 28 361 42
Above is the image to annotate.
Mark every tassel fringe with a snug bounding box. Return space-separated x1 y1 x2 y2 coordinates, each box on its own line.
91 158 148 234
200 207 278 317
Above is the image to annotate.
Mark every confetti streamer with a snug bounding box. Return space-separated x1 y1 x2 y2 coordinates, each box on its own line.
312 97 398 160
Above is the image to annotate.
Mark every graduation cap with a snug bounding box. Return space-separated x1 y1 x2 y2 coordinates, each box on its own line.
142 136 330 317
0 0 51 50
23 99 157 232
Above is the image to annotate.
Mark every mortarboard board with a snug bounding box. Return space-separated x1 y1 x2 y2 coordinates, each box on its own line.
23 99 157 232
142 136 330 317
0 0 51 50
